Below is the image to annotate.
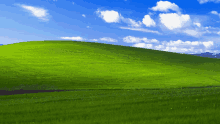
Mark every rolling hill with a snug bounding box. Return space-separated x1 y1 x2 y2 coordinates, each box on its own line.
1 40 220 124
1 40 220 92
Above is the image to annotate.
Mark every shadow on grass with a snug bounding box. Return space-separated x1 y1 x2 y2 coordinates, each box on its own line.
0 84 93 95
1 83 220 96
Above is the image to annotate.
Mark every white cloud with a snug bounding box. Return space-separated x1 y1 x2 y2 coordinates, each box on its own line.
159 13 190 30
183 29 202 37
198 0 220 4
132 43 146 48
119 27 162 34
60 36 84 41
96 9 142 28
123 36 143 43
199 26 220 35
95 9 161 34
180 25 220 37
150 1 181 13
193 22 201 27
148 12 155 16
202 41 214 48
95 9 121 23
87 26 90 28
210 10 220 18
164 40 207 47
203 30 212 34
130 37 215 54
148 2 219 37
100 37 118 42
123 36 160 44
120 17 142 28
211 10 219 15
15 4 50 21
142 38 160 43
82 14 86 17
155 44 164 49
90 39 98 41
144 44 153 49
201 36 220 49
89 37 117 42
204 26 219 29
133 43 153 49
142 15 156 27
191 41 200 45
150 39 159 43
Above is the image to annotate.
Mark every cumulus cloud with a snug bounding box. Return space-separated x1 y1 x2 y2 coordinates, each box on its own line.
123 36 143 43
123 36 160 44
159 13 190 30
150 1 181 13
82 14 86 17
15 4 50 21
210 10 220 18
126 36 216 54
95 9 143 28
202 41 214 48
60 37 117 43
88 37 118 42
193 22 201 27
155 44 164 49
100 37 118 42
133 43 153 49
119 27 162 34
198 0 220 4
148 1 210 38
60 36 84 41
95 9 121 23
211 10 219 15
95 9 164 34
142 15 156 27
150 39 159 43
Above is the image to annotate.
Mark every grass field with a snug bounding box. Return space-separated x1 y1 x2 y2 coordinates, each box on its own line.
0 40 220 124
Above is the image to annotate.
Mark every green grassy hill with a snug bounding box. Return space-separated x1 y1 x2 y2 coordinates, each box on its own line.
1 40 220 124
1 40 220 91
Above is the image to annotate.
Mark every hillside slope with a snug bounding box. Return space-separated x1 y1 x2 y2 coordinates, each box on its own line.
1 40 220 91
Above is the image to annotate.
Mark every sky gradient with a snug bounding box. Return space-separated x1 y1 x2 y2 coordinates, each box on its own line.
1 0 220 55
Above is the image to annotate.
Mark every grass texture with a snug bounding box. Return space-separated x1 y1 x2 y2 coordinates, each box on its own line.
0 40 220 124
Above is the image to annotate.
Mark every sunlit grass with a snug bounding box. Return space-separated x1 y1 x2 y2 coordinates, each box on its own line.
0 40 220 124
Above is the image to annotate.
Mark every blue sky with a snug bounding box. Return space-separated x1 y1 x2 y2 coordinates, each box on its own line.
1 0 220 55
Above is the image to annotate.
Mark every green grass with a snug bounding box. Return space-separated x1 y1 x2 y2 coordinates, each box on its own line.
0 40 220 124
